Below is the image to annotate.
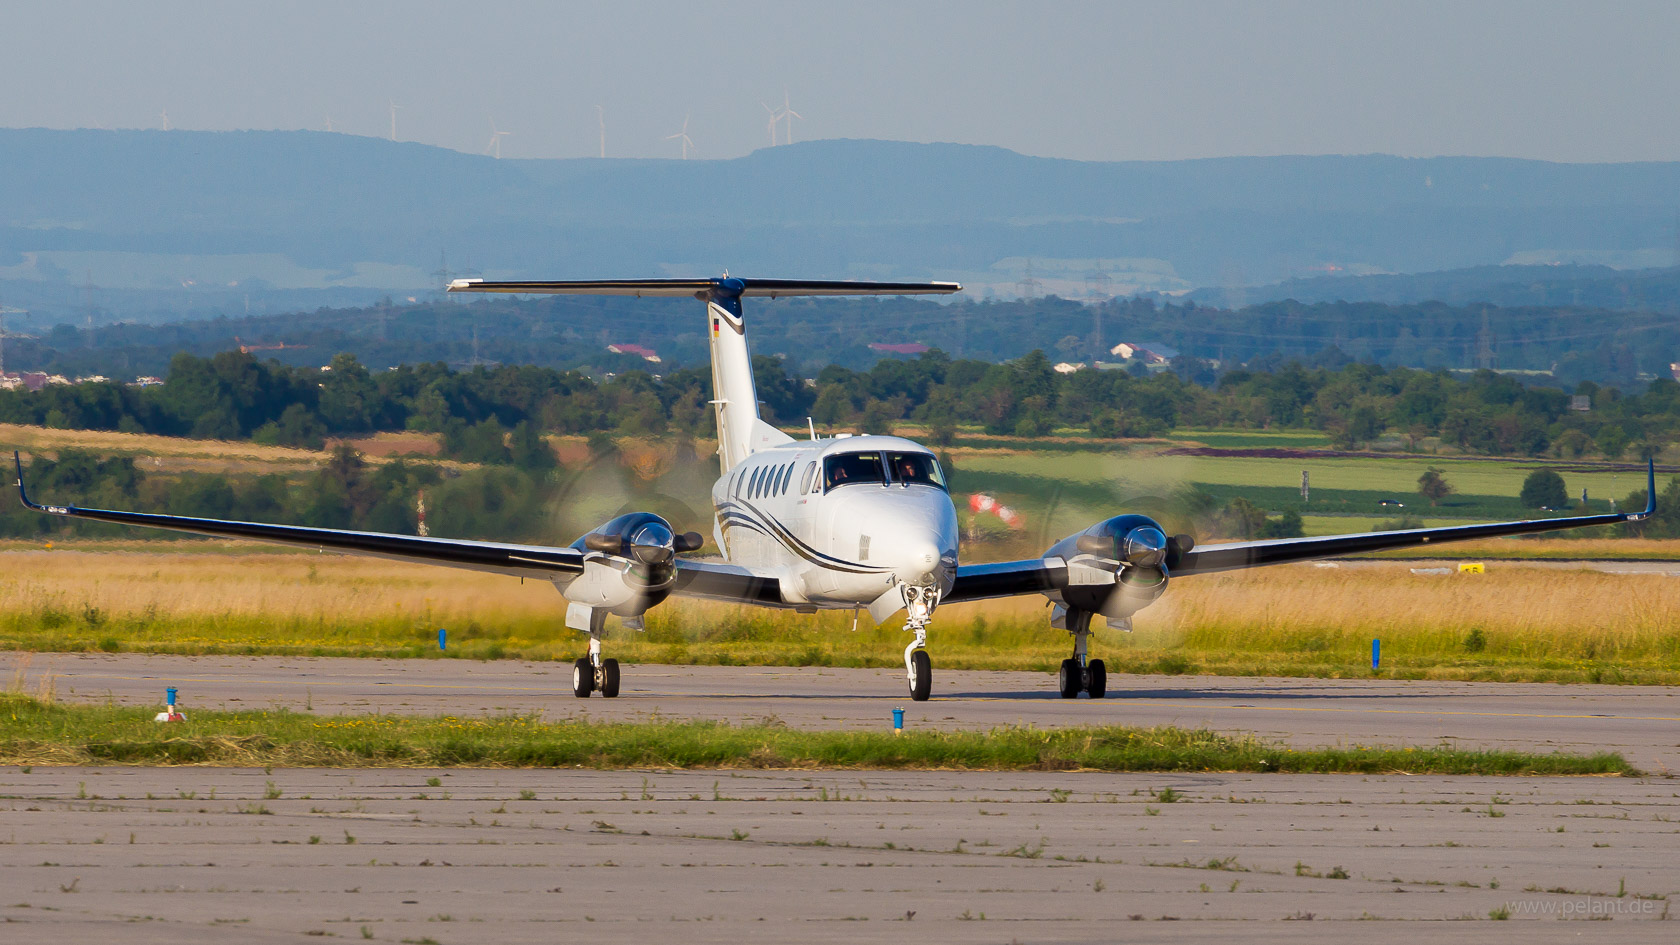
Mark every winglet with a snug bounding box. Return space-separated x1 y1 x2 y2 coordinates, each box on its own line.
13 450 39 510
1633 457 1657 520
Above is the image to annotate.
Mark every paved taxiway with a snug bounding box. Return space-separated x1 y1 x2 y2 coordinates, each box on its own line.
8 654 1680 940
12 652 1680 771
3 765 1676 942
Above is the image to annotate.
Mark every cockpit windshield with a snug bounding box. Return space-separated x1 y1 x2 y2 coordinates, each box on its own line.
887 452 947 489
823 452 886 490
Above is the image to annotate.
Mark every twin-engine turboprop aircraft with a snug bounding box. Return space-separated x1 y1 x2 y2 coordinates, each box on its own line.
14 275 1656 701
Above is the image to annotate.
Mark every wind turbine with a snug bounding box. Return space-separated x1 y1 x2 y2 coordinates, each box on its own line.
484 117 510 158
665 114 695 159
159 109 170 131
389 101 401 141
595 104 606 158
776 88 802 144
761 101 779 146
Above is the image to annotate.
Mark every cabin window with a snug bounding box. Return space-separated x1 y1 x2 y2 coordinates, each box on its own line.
800 461 818 494
823 451 886 490
753 467 767 498
887 452 948 490
780 463 793 494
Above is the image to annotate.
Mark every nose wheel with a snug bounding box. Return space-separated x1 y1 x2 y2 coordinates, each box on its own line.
908 649 932 701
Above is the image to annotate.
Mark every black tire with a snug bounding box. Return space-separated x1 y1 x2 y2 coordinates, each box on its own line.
1087 659 1107 699
1058 658 1081 699
600 658 621 698
571 657 594 698
908 649 932 702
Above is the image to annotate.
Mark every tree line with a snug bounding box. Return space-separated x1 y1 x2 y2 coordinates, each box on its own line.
5 347 1680 462
11 289 1680 389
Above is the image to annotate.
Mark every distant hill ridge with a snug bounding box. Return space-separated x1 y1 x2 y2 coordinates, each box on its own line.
4 129 1680 321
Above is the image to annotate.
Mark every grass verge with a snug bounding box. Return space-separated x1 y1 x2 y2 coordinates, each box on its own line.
7 550 1680 684
0 694 1636 776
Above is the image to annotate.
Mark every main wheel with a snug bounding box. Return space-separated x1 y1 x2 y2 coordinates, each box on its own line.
600 658 621 698
571 657 594 698
908 649 932 702
1086 659 1107 699
1058 658 1081 699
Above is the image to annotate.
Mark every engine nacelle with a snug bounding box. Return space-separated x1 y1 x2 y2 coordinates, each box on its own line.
1044 514 1194 620
562 512 702 618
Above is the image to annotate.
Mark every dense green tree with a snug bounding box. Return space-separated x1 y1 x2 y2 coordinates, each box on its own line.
1418 467 1454 505
1519 469 1569 509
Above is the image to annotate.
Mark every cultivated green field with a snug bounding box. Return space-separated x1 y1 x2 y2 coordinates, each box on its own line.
952 448 1649 545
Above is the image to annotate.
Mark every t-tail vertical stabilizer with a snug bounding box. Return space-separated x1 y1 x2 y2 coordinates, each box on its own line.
704 278 786 471
447 275 963 471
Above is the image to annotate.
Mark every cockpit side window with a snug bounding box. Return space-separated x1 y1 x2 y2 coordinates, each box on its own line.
823 452 886 490
887 452 948 490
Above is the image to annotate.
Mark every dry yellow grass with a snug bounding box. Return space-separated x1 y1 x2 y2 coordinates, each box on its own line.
1 548 1678 682
0 423 325 467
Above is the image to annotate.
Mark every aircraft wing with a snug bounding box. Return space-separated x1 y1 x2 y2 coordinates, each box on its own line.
670 559 792 607
13 452 795 605
13 452 585 581
948 460 1656 600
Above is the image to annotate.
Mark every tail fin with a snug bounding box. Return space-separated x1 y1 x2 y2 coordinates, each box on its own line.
446 276 962 471
707 279 789 470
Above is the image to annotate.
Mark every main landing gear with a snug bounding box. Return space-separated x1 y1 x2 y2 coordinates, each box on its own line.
571 629 621 698
1057 609 1106 699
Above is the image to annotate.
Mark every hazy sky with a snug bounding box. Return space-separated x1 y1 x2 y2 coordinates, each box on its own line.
5 0 1678 163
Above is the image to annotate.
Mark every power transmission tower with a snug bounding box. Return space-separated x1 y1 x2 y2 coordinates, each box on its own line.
1477 307 1495 370
1016 260 1040 300
84 273 96 348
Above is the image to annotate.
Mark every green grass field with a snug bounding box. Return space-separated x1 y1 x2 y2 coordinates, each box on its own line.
951 449 1647 544
0 694 1634 775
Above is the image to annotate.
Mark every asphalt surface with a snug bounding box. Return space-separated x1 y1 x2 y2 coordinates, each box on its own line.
1 766 1675 942
8 654 1680 940
12 652 1680 771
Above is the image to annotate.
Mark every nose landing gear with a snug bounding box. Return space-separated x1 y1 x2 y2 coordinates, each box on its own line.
902 584 938 702
1056 608 1106 699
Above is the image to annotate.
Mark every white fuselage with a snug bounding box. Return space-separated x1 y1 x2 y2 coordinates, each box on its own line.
709 434 959 610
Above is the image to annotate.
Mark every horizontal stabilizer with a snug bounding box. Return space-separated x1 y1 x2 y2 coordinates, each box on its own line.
448 277 961 298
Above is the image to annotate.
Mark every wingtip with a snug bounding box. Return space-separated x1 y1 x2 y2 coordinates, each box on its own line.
13 450 31 508
1644 457 1657 518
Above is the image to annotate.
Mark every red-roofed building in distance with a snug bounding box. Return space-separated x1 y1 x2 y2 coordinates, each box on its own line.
607 343 662 363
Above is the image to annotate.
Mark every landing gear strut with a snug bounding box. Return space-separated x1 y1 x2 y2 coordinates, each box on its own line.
569 617 621 699
903 584 936 702
1057 609 1106 699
